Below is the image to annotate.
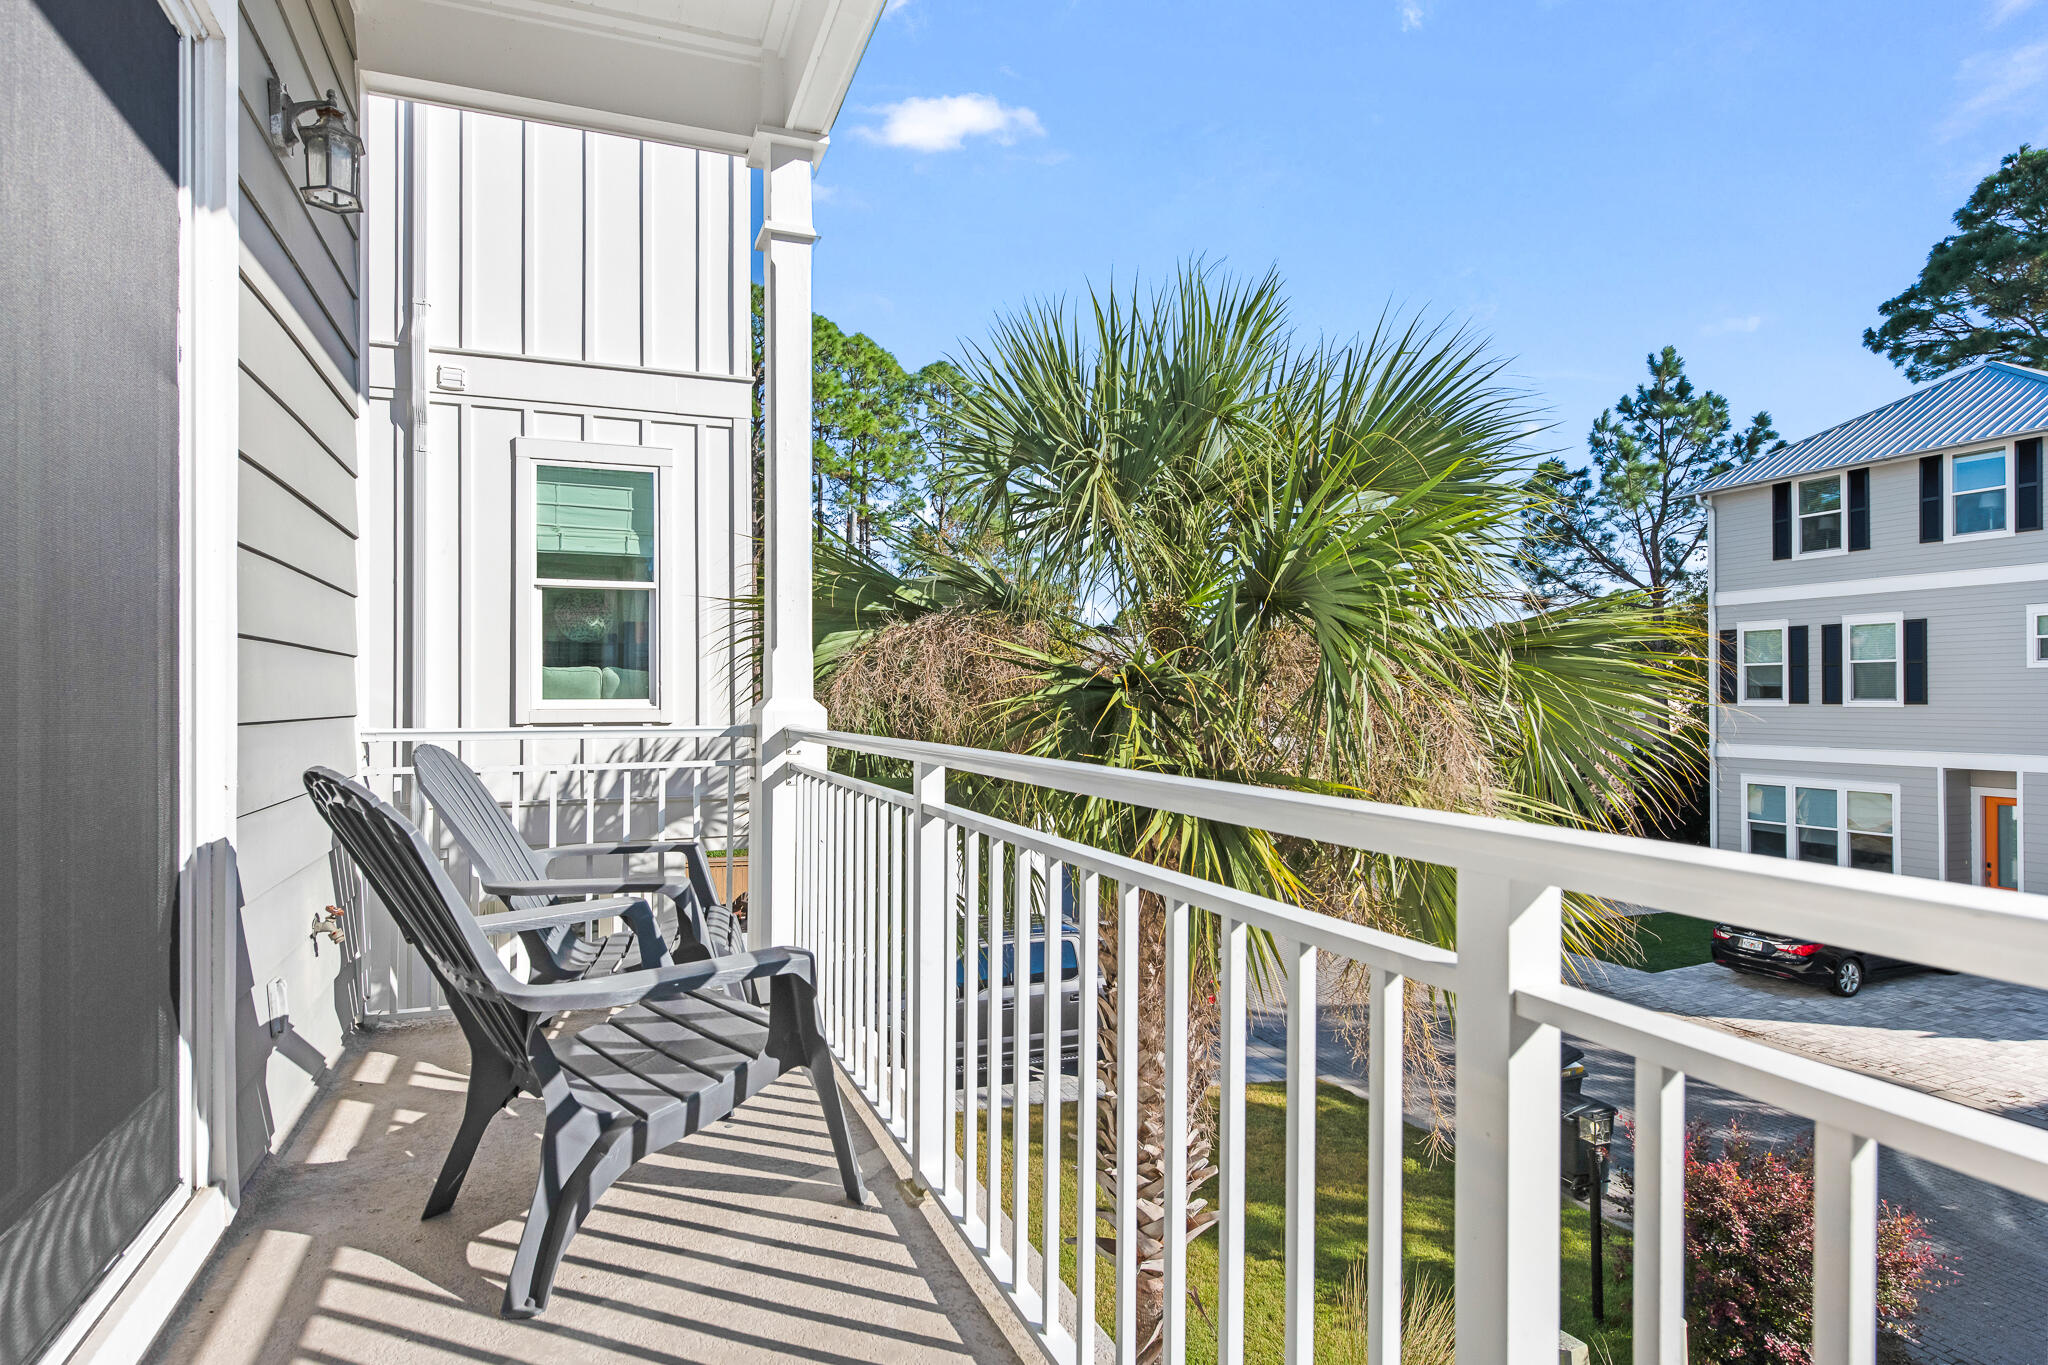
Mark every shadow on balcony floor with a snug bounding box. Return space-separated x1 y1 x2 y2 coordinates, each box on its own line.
150 1016 1022 1365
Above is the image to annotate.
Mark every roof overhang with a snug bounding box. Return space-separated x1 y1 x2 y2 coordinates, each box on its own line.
355 0 885 157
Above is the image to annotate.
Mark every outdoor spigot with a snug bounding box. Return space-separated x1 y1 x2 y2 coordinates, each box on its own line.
312 905 346 949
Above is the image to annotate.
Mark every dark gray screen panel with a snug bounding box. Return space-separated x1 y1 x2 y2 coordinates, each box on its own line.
0 0 181 1359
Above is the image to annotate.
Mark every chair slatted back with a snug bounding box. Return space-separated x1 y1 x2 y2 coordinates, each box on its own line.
305 767 540 1085
411 744 553 914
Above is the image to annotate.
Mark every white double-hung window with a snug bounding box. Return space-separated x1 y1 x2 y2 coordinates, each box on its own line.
515 437 676 723
1844 612 1902 704
1796 474 1844 555
1952 447 2010 537
2028 603 2048 668
1739 621 1787 703
1745 777 1897 872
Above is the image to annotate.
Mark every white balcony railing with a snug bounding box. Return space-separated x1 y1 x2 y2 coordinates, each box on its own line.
781 727 2048 1365
354 725 752 1015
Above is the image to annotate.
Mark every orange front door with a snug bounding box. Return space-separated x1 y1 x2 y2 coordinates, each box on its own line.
1983 795 2019 890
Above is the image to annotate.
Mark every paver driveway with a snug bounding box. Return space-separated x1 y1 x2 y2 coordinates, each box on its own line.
1247 959 2048 1364
1576 958 2048 1365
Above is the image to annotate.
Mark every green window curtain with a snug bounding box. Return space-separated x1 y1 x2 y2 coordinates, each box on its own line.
537 464 655 581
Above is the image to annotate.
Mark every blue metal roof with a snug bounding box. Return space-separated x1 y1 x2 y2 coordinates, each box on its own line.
1698 362 2048 495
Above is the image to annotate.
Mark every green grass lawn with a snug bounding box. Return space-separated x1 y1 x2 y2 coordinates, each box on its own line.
1589 911 1716 973
958 1080 1631 1362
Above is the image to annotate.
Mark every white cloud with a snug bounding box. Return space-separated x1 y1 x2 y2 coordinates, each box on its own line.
1703 315 1763 335
1991 0 2038 24
1944 40 2048 138
1399 0 1430 29
856 94 1045 153
883 0 914 16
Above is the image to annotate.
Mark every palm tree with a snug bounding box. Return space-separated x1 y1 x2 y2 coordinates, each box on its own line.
815 265 1701 1360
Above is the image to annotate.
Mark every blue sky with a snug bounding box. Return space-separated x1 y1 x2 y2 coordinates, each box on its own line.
801 0 2048 464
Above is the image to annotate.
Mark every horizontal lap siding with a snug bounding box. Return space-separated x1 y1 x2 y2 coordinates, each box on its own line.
1716 456 2048 593
1719 581 2048 752
235 0 359 1183
1714 760 1940 881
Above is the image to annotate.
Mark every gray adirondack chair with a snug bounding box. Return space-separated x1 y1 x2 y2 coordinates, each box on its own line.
305 766 865 1318
409 742 739 983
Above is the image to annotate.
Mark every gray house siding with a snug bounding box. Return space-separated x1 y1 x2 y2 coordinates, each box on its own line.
233 0 360 1184
1714 759 1941 881
1717 580 2048 753
1715 449 2048 595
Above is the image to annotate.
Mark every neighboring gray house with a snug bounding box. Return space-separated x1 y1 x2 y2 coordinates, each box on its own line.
1702 361 2048 895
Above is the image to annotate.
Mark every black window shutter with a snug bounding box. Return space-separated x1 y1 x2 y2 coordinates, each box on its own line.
2018 437 2043 533
1848 468 1870 550
1821 623 1843 704
1920 455 1944 542
1904 618 1928 704
1788 625 1809 703
1717 628 1737 703
1772 482 1792 559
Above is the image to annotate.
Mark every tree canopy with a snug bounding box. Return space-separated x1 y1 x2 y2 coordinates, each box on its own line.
1520 346 1779 607
1864 144 2048 382
750 284 961 558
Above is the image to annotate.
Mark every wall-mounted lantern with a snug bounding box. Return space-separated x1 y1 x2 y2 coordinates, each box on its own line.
266 79 364 215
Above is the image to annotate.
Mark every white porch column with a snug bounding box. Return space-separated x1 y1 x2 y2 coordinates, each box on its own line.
748 129 828 952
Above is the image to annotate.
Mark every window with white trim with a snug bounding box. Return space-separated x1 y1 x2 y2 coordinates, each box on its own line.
1796 474 1843 555
1745 778 1896 872
2029 603 2048 669
1952 447 2010 537
1845 613 1901 704
514 437 674 723
1739 623 1786 702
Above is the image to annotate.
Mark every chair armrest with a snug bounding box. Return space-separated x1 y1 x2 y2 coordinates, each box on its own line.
479 876 691 899
503 946 814 1012
474 896 650 935
544 838 697 870
476 876 710 953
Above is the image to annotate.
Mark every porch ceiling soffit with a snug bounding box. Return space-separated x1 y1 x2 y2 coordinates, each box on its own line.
354 0 884 155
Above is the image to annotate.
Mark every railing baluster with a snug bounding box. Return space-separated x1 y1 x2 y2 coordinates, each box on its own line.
943 821 961 1207
1367 967 1405 1365
1282 934 1317 1365
912 765 948 1188
1634 1062 1685 1365
888 800 904 1131
1114 880 1138 1363
723 761 736 910
987 838 1007 1280
963 829 982 1244
863 794 879 1096
1039 856 1063 1335
1011 842 1030 1297
1164 898 1190 1365
1218 914 1248 1365
836 784 850 1050
1812 1125 1879 1365
1076 870 1102 1365
547 768 559 852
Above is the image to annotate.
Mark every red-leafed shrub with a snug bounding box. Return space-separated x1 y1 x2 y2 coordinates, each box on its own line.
1682 1123 1952 1362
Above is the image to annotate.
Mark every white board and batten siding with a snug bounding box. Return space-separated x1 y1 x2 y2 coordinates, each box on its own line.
359 97 757 1014
235 0 362 1184
362 95 754 735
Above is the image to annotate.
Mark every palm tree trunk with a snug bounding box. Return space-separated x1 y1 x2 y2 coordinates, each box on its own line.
1095 889 1221 1363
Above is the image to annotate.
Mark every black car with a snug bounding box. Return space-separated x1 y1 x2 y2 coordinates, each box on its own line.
1710 924 1911 997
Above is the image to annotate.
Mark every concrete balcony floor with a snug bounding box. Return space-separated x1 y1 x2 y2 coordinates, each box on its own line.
150 1016 1024 1365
